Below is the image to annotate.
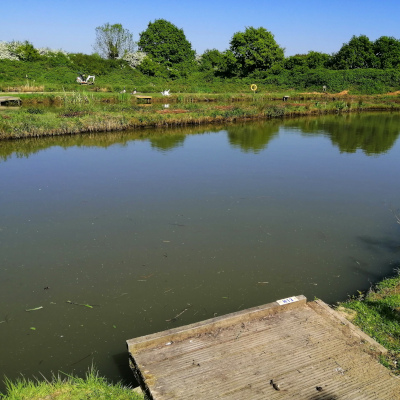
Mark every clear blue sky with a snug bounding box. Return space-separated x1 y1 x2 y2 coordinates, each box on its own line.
1 0 400 57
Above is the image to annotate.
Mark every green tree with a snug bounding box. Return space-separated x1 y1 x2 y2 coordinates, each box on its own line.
93 23 135 59
330 35 378 69
198 49 225 72
198 49 237 77
138 19 195 77
137 56 168 77
374 36 400 69
229 27 284 76
41 51 71 67
70 53 126 76
284 54 308 70
15 41 41 62
284 51 330 71
306 51 331 69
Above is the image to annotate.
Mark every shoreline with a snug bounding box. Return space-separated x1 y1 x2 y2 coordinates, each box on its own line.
1 91 400 140
337 268 400 375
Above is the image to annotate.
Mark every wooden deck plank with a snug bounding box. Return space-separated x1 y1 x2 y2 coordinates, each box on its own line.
140 330 347 380
128 296 307 353
147 337 360 397
127 296 400 399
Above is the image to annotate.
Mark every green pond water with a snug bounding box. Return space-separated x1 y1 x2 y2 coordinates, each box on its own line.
0 112 399 388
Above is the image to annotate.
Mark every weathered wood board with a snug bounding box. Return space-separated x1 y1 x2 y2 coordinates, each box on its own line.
0 96 21 105
127 296 400 399
135 95 152 103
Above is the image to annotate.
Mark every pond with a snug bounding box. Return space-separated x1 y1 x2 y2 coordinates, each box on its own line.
0 112 399 389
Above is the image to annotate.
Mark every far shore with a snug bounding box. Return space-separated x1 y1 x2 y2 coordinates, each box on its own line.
1 91 400 140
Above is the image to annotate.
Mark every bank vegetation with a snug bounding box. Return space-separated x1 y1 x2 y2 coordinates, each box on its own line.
338 268 400 375
2 25 400 139
1 90 400 140
0 367 143 400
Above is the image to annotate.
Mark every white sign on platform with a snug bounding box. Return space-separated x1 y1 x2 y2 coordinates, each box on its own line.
276 296 299 306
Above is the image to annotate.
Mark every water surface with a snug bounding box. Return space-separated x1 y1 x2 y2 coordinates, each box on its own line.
0 113 399 388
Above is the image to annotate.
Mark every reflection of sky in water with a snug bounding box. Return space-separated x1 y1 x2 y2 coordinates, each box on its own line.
0 114 399 388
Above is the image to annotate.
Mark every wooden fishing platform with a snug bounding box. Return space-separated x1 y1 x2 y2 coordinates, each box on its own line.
135 95 152 104
0 96 21 105
127 295 400 399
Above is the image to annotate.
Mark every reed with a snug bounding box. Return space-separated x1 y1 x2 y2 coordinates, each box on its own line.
4 85 45 93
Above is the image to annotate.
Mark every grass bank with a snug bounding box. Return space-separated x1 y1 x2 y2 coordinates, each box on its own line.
0 367 143 400
1 91 400 140
1 58 400 95
337 269 400 375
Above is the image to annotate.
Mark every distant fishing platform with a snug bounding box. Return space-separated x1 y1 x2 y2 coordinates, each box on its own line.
0 96 21 106
127 295 400 399
135 95 152 104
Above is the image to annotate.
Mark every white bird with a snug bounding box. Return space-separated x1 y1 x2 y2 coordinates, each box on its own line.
161 89 170 96
120 88 126 93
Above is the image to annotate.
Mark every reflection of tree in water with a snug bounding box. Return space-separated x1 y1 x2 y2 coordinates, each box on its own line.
282 113 400 155
0 125 224 161
1 113 399 160
226 120 280 153
149 134 186 151
0 133 130 162
330 114 400 155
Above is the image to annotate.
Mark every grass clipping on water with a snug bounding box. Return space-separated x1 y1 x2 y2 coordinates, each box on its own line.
338 269 400 374
0 367 144 400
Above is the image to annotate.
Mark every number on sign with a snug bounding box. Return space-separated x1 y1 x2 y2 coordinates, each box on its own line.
276 296 298 306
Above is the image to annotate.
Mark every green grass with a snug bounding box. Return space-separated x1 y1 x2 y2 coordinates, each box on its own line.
1 91 400 140
338 269 400 374
0 367 144 400
1 57 400 94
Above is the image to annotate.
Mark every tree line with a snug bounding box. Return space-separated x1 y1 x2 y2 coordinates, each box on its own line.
3 20 400 74
92 21 400 78
1 19 400 92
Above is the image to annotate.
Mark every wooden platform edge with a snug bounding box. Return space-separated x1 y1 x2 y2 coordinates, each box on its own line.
0 96 21 105
310 299 388 354
127 295 307 354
